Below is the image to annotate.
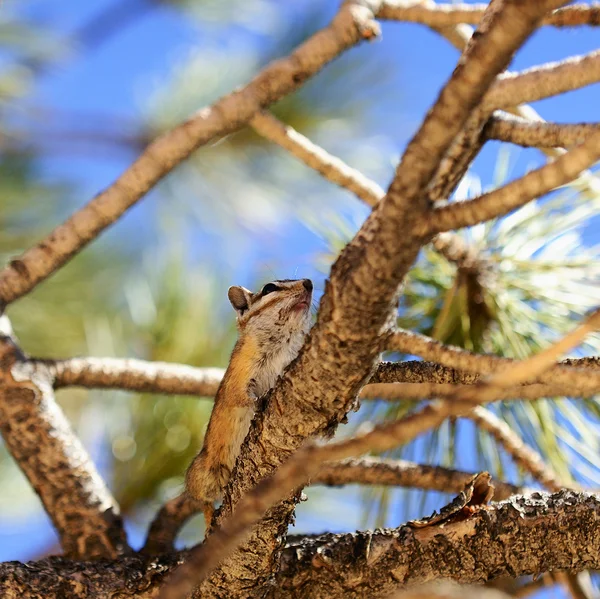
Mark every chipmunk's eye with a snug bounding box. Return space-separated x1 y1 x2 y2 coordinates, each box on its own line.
261 283 280 296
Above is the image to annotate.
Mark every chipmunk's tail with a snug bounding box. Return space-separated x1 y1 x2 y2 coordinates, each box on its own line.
185 449 226 504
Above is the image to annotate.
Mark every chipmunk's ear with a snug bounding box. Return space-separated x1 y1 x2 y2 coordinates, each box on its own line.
228 286 253 315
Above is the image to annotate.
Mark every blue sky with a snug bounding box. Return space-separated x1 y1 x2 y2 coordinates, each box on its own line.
1 4 599 593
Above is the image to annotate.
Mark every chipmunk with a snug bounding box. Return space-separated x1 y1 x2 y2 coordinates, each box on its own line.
185 278 313 525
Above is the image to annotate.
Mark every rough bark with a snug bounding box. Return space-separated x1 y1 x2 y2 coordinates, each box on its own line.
0 318 128 559
0 491 597 599
0 1 596 598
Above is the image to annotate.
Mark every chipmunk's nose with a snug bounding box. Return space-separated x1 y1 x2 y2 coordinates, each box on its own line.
302 279 313 293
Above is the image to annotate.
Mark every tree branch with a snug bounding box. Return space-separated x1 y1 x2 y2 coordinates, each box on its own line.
313 456 521 500
43 356 476 394
484 112 600 148
142 457 522 554
277 491 600 598
379 2 600 29
466 406 570 492
389 330 600 390
428 130 600 233
249 110 384 207
486 49 600 110
48 356 224 396
39 350 600 402
0 318 129 559
0 3 380 306
249 110 483 272
359 381 591 401
4 491 597 598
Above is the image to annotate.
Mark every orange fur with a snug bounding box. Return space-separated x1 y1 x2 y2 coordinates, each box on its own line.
185 279 312 527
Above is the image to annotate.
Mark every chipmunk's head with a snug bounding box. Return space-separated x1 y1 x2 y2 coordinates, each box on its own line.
227 279 313 342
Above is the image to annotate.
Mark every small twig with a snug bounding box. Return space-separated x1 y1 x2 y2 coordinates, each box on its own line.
142 495 201 555
485 308 600 386
467 406 567 492
313 456 521 500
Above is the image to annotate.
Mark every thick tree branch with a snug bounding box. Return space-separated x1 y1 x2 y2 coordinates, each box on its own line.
0 318 128 559
277 491 600 598
379 2 600 28
44 356 476 394
429 130 600 233
3 491 598 598
0 3 380 306
40 351 600 402
485 112 600 148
